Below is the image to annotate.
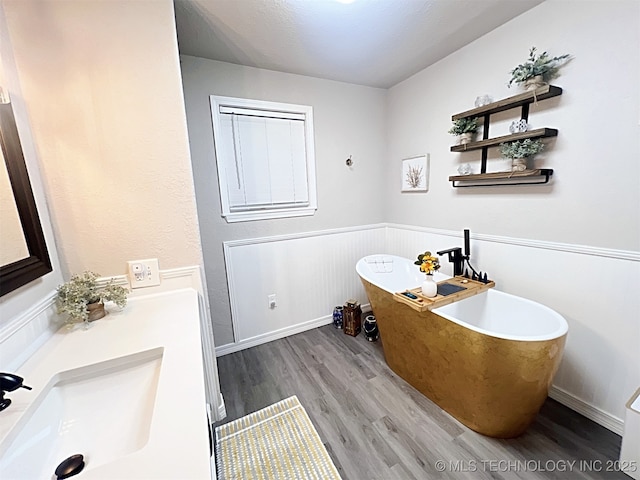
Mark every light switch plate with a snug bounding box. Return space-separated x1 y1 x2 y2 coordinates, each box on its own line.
127 258 160 288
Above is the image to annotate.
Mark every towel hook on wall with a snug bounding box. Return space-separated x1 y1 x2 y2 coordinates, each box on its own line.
345 155 353 167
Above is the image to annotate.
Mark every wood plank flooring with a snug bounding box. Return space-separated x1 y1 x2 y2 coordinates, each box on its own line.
214 325 628 480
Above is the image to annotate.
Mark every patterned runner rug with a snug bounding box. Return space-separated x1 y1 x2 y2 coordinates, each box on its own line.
215 395 341 480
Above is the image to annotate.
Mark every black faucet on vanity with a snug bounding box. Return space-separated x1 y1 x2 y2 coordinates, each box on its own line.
0 373 32 412
437 229 471 277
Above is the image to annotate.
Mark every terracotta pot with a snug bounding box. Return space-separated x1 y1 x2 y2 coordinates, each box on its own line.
87 301 106 321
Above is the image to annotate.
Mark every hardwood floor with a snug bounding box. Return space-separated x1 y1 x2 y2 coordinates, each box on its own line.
214 325 627 480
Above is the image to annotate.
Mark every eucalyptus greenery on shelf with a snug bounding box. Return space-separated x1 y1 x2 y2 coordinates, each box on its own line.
499 138 545 159
56 271 128 323
448 117 479 136
500 138 545 172
508 47 571 88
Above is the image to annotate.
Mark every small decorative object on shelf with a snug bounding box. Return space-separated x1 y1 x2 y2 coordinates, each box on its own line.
363 314 379 342
509 119 529 134
499 138 544 172
332 306 344 329
343 299 362 337
448 117 479 145
56 271 128 325
474 95 493 107
457 163 472 176
414 251 440 298
508 47 571 91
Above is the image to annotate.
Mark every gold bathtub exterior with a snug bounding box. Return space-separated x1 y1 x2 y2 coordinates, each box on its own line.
361 279 566 438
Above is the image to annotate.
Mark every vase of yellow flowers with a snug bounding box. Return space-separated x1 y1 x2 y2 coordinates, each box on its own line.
414 251 440 298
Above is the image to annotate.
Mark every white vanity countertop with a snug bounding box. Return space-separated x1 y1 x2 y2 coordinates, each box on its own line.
0 288 211 479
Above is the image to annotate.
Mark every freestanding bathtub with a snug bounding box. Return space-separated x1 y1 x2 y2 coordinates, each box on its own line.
356 254 568 438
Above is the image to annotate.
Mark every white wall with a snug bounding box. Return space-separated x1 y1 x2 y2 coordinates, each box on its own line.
0 1 63 324
2 0 632 435
180 56 388 345
0 0 224 419
220 226 385 355
0 1 217 400
186 0 639 431
386 0 639 251
2 0 204 278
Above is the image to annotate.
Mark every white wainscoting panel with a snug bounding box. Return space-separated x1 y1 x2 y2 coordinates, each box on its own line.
220 225 385 355
217 222 638 434
0 292 58 372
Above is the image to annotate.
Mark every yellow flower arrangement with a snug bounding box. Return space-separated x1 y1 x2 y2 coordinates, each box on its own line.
414 251 440 275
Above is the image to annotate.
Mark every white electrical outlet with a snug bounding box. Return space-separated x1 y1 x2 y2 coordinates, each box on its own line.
268 294 276 309
127 258 160 288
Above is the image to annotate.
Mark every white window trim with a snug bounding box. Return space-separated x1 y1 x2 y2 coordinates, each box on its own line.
210 95 318 223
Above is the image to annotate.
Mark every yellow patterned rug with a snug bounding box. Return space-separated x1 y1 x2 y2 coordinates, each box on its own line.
215 396 341 480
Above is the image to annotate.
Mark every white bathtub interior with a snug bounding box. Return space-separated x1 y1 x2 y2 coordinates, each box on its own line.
433 290 568 341
356 255 449 293
358 254 568 342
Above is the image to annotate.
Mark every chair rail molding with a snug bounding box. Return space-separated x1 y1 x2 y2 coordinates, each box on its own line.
385 223 640 261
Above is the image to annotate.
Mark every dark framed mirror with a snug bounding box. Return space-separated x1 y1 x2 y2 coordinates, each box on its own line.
0 100 52 296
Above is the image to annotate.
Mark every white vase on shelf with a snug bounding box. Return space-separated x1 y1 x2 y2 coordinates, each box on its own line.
421 275 437 298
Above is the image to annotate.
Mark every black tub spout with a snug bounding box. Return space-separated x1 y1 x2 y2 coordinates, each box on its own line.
437 247 465 276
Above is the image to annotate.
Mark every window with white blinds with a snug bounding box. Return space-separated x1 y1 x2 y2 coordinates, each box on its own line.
210 96 317 222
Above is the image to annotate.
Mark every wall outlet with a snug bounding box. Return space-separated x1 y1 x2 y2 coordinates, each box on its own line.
127 258 160 288
268 294 276 309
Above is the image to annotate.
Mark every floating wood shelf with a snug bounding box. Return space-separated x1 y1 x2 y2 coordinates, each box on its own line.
449 84 563 185
449 169 554 187
452 85 563 121
393 276 495 312
450 128 558 153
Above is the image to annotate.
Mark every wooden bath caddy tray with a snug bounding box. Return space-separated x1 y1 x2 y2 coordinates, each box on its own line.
393 276 495 312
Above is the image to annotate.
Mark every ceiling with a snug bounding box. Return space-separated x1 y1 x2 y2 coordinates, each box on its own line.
174 0 543 89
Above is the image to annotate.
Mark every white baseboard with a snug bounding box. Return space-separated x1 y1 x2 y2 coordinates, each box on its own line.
215 303 371 357
549 385 624 435
216 316 332 357
217 393 226 420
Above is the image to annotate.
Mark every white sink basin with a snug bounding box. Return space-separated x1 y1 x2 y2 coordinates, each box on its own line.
0 347 163 479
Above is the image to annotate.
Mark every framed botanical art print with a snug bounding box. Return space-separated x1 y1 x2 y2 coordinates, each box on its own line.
401 154 429 192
